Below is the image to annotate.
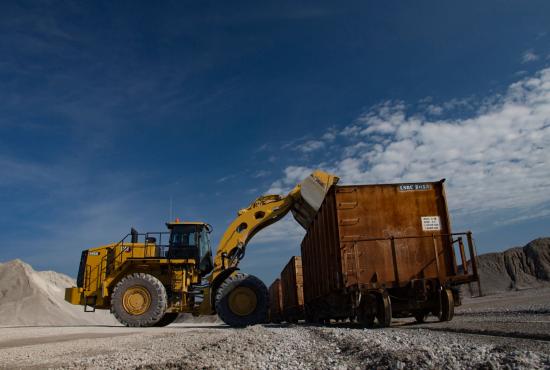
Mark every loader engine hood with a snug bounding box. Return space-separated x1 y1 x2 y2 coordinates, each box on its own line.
291 170 339 230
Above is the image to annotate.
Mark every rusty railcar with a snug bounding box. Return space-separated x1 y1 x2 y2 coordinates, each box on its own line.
280 256 305 323
268 279 283 323
301 180 480 327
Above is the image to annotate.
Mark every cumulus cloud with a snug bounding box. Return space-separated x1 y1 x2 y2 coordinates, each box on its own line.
269 68 550 227
267 165 314 194
298 140 325 153
322 131 336 141
252 215 305 244
521 50 539 63
252 170 271 178
426 104 443 115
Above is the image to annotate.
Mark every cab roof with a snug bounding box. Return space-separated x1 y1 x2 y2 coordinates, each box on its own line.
165 220 209 229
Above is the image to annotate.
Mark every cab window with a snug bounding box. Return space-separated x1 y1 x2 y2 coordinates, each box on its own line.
169 225 197 247
199 228 211 258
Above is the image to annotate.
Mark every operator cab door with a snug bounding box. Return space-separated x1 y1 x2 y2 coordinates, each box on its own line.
168 225 199 260
198 226 214 275
167 224 214 275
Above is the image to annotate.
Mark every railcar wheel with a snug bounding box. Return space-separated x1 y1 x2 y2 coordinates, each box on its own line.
360 314 375 328
154 313 179 327
357 293 377 328
305 307 321 324
215 273 268 327
376 292 392 328
414 311 429 323
438 288 455 322
111 273 167 327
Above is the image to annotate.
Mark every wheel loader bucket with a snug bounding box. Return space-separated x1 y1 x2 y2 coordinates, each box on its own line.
291 170 339 230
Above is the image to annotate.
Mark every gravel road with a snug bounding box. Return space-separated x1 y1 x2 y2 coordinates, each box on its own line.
1 288 549 369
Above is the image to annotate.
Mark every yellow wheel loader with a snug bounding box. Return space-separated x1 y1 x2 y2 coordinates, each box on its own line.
65 170 338 327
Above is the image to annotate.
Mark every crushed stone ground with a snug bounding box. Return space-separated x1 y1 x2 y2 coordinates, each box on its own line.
1 288 550 369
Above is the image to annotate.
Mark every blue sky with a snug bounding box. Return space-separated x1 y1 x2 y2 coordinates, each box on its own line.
1 1 549 285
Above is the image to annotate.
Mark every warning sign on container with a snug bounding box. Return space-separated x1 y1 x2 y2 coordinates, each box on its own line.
421 216 441 231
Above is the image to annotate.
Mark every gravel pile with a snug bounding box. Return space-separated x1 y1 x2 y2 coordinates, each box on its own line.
467 237 550 295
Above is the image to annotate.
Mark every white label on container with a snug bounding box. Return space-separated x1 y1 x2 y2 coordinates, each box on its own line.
421 216 441 231
399 184 432 191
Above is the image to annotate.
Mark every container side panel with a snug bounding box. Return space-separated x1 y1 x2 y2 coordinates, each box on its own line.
335 182 453 287
301 187 341 305
268 280 283 317
326 192 343 291
281 256 303 312
294 256 304 306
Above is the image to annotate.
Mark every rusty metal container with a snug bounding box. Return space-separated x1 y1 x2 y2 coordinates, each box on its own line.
268 279 283 323
280 256 304 322
301 181 479 326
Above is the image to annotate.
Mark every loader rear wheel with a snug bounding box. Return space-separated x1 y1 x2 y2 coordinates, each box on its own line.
154 313 179 327
215 273 268 327
111 273 167 327
438 288 454 322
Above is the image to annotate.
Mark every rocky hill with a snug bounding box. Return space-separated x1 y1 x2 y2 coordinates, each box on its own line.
0 259 118 326
473 237 550 295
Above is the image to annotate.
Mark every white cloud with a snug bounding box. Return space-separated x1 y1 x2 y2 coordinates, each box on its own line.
426 104 443 115
0 156 58 186
216 174 235 183
251 214 305 244
521 50 540 64
298 140 325 153
269 68 550 231
252 170 271 178
267 165 314 194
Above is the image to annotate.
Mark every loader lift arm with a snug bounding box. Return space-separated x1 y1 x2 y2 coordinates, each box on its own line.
209 170 339 284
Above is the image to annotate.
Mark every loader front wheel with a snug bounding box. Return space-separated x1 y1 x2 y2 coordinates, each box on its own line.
215 273 268 327
111 273 167 327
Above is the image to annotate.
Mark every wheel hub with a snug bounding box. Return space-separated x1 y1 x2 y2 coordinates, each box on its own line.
122 286 151 316
228 287 257 316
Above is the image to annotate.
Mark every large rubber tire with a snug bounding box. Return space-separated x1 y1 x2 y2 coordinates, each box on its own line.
438 288 455 322
154 313 179 327
111 273 168 327
215 273 268 327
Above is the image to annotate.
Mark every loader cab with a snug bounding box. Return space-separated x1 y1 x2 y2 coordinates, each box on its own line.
166 221 214 275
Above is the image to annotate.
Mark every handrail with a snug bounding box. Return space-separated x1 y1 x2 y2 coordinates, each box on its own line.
91 231 170 293
342 231 473 243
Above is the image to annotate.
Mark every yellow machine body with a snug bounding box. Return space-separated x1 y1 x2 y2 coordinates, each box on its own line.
65 170 339 323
